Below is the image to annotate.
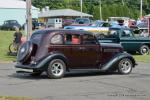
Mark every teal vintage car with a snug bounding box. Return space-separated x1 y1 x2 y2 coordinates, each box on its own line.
99 27 150 55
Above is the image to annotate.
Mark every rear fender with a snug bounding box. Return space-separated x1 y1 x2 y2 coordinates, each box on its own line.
36 53 68 70
101 52 136 71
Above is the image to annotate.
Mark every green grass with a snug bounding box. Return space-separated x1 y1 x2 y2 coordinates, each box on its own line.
0 30 16 62
0 96 32 100
0 30 150 62
133 55 150 62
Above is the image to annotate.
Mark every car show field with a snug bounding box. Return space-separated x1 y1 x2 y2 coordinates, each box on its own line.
1 0 150 100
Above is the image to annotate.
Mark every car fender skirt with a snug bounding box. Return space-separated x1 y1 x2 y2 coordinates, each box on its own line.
101 52 136 71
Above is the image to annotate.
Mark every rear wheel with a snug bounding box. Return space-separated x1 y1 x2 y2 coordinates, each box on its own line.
139 45 150 55
46 59 66 79
118 58 133 75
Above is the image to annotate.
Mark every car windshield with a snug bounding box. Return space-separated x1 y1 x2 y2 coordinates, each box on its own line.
91 21 104 26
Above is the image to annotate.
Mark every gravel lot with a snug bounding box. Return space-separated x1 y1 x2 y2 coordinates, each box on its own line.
0 62 150 100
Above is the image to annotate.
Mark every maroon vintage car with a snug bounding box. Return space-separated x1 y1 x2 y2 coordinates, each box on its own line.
15 29 136 79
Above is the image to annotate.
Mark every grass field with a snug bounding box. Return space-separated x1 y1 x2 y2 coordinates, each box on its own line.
0 30 150 62
0 30 16 62
0 96 32 100
133 54 150 62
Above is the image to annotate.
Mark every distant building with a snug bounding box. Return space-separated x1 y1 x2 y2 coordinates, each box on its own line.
38 9 93 23
0 0 39 25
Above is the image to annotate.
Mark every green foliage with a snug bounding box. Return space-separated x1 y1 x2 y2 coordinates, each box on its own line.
30 0 150 20
30 0 144 19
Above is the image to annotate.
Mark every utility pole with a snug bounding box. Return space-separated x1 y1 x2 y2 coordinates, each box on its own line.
122 0 125 6
80 0 83 18
140 0 143 18
99 0 102 20
26 0 32 40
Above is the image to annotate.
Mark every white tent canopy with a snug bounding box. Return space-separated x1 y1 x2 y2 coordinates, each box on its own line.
0 0 37 9
145 14 150 18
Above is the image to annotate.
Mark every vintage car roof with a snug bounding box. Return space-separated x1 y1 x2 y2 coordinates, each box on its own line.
32 29 94 35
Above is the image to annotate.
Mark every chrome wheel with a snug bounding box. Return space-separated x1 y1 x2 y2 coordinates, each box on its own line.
139 45 149 55
118 58 132 74
47 59 66 79
51 62 64 76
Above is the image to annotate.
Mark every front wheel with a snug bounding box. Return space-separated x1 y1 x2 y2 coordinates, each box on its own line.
139 45 150 55
118 58 133 75
46 59 66 79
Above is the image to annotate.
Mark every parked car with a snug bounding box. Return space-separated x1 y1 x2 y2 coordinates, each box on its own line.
22 22 45 30
15 29 136 79
75 18 91 24
62 19 74 27
32 18 45 29
99 27 150 55
69 18 91 26
64 21 110 33
1 20 21 30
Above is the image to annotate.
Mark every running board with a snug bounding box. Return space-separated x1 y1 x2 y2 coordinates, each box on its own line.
16 70 33 74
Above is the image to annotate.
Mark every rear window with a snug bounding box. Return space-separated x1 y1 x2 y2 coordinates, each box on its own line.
50 34 63 44
30 32 43 44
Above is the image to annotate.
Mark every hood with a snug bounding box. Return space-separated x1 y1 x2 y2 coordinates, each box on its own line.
135 36 150 40
101 43 123 53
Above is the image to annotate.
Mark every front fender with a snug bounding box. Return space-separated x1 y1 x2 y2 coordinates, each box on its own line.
36 53 68 70
101 52 136 71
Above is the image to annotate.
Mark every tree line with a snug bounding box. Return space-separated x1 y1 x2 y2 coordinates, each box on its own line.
29 0 150 20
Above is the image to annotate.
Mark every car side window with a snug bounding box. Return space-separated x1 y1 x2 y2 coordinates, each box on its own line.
83 34 97 45
50 34 63 44
102 23 110 27
121 30 133 37
64 34 81 45
4 22 8 25
108 30 118 36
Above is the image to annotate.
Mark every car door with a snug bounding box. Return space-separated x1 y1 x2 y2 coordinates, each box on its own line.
120 29 139 52
63 33 84 68
81 34 101 68
48 32 83 69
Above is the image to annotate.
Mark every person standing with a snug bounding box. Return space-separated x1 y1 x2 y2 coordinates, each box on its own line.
13 27 22 50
